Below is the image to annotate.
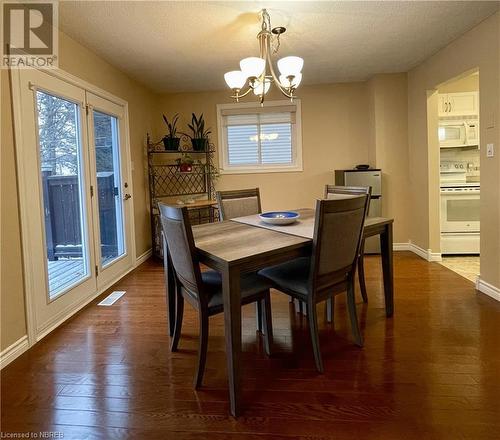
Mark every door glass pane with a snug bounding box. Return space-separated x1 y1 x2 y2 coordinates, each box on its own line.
36 90 88 298
93 110 125 266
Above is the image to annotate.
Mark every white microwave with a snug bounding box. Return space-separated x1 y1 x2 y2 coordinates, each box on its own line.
439 120 479 148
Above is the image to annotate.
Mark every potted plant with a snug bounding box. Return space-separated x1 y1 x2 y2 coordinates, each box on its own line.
162 113 180 151
175 153 195 172
184 113 211 151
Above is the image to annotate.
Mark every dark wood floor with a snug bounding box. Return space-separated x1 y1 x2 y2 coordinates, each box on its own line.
2 252 500 439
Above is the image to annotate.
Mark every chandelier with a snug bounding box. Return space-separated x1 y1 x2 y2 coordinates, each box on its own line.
224 9 304 104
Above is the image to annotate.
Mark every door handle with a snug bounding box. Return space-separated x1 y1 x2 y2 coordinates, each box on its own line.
124 193 132 200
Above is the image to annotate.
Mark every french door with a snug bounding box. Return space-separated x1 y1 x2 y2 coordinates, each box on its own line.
15 68 133 339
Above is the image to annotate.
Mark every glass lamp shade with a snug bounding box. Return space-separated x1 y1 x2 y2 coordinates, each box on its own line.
277 56 304 77
240 57 265 79
279 73 302 88
253 79 271 95
224 71 247 89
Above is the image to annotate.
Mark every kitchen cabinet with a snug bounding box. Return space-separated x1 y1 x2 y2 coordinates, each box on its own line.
439 92 478 117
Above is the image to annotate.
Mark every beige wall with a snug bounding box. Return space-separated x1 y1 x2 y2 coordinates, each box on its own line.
438 73 479 93
0 31 157 351
158 83 370 211
408 12 500 288
157 78 410 243
367 73 410 242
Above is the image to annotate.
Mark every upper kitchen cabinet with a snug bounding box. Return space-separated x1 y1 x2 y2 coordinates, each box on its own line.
439 91 478 117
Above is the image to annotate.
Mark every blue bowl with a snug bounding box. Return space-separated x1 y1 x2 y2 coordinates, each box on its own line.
259 211 300 225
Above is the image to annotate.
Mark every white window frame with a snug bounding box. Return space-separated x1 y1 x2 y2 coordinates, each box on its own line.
216 99 303 174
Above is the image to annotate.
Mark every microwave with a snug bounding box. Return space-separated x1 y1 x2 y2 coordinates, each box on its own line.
439 120 479 148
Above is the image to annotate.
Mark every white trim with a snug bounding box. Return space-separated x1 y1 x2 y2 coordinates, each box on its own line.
392 240 443 262
216 99 303 175
393 242 411 251
135 249 152 267
0 336 29 370
428 251 442 262
410 242 442 262
476 278 500 302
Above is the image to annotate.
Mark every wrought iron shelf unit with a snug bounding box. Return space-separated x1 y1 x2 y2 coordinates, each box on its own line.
147 134 218 259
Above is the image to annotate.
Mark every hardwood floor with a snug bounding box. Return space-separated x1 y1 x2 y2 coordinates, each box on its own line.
2 252 500 439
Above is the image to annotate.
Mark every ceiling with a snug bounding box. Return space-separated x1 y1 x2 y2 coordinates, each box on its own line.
59 1 499 93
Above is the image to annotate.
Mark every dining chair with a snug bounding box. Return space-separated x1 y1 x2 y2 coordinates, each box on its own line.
216 188 262 221
216 188 266 331
159 203 274 388
325 185 372 305
259 196 369 373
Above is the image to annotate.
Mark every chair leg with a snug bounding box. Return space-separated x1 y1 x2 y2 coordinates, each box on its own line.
194 310 209 389
256 301 263 333
347 281 364 347
307 301 324 373
326 296 335 325
358 240 368 303
170 288 184 352
262 292 273 356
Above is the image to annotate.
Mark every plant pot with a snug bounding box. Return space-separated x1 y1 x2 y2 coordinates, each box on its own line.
163 137 180 151
179 163 193 173
191 138 208 152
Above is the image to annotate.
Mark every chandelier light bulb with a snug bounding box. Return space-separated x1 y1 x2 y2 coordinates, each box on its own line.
277 56 304 77
240 57 265 79
279 73 302 88
253 79 271 96
224 71 247 89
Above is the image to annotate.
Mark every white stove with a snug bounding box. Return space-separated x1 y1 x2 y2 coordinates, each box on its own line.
439 159 480 254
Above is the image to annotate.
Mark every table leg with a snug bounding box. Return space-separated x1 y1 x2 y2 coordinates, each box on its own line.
162 232 176 337
222 264 242 417
380 223 394 317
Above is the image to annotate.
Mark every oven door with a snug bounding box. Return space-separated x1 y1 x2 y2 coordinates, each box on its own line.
440 189 480 233
439 122 466 147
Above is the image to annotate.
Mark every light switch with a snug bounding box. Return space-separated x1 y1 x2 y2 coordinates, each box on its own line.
486 143 494 158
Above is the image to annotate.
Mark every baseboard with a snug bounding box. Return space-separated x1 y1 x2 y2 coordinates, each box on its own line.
476 278 500 302
393 242 410 251
408 241 442 262
0 336 29 369
135 248 152 267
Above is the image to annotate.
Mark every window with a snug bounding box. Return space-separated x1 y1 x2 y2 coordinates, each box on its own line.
217 100 302 174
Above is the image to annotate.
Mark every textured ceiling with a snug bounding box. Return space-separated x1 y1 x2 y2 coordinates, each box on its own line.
59 1 499 93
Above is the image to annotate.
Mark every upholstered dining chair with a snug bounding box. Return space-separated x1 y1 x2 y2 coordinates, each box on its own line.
159 203 274 388
325 185 372 304
216 188 262 221
216 188 266 330
259 196 369 373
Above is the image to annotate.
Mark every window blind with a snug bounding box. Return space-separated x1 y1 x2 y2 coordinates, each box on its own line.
224 111 294 166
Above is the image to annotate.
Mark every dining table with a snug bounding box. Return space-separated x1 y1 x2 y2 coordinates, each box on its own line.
163 208 394 416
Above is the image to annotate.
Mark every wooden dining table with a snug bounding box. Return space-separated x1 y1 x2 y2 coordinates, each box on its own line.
163 208 394 416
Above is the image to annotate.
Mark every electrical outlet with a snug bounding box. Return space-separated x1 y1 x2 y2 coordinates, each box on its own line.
486 143 495 158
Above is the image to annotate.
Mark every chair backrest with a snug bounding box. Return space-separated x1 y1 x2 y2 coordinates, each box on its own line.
216 188 262 220
325 184 371 218
158 203 205 303
309 196 369 295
